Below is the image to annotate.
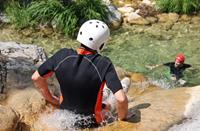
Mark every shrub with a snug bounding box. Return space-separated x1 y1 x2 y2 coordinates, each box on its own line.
155 0 200 14
5 0 109 37
6 2 30 28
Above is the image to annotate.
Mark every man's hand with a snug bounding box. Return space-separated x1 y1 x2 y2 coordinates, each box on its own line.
32 71 60 107
114 89 128 121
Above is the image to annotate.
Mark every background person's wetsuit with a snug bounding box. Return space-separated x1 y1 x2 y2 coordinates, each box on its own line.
163 62 191 80
37 48 123 128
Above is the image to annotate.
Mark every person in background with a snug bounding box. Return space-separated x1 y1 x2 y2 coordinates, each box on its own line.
146 54 191 85
32 19 128 129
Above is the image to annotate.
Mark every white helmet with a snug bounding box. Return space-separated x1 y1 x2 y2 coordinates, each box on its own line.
77 19 110 51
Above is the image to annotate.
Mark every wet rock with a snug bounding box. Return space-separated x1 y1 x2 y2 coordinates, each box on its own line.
118 6 134 14
107 5 123 29
127 12 142 21
157 13 179 23
0 53 7 95
138 3 157 17
5 88 46 126
179 14 192 22
102 0 111 5
128 17 150 25
168 13 179 23
145 16 158 24
0 105 19 131
191 16 200 24
130 73 147 82
100 86 200 131
0 42 47 89
115 66 131 80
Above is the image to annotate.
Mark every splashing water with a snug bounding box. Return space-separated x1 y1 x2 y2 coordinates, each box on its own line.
36 109 117 131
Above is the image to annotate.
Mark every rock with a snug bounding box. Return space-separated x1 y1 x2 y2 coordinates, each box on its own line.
0 13 9 23
126 11 150 25
115 66 131 80
179 14 192 22
100 86 200 131
145 16 158 24
107 5 123 29
0 53 7 95
157 13 169 23
157 13 179 23
191 16 200 24
128 17 150 25
127 12 142 21
0 105 19 131
102 0 111 5
130 73 147 82
0 42 47 89
138 3 157 17
141 0 152 6
118 6 134 14
5 88 46 126
168 13 179 23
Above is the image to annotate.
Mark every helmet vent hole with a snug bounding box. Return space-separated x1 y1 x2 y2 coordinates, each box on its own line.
80 31 82 35
89 38 93 41
96 25 98 28
102 25 105 28
89 22 92 24
97 21 99 23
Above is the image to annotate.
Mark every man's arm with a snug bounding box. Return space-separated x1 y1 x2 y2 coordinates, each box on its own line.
114 89 128 120
32 71 59 106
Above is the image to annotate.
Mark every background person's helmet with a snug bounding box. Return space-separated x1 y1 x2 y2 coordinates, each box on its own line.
77 19 110 51
175 54 185 63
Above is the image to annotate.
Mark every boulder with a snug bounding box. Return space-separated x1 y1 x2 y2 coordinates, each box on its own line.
145 16 158 24
0 105 19 131
0 53 7 95
157 13 179 23
118 6 134 14
0 42 60 96
100 86 200 131
107 5 123 29
29 85 200 131
5 88 46 127
179 14 192 22
102 0 111 5
0 41 47 89
128 17 150 25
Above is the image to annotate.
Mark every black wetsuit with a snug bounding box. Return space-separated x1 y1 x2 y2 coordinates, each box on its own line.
37 48 122 128
163 62 191 80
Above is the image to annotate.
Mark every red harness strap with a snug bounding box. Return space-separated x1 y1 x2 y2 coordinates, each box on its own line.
77 48 94 55
94 81 106 124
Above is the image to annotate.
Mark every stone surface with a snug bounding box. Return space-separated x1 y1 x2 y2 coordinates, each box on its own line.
179 14 192 22
128 17 150 25
4 88 46 127
145 16 158 24
0 41 47 89
100 86 200 131
0 53 7 94
118 6 134 14
30 85 200 131
157 13 179 23
0 105 19 131
107 5 123 29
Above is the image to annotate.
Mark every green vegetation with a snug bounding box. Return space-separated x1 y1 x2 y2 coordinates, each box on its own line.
1 20 200 87
155 0 200 14
5 0 109 37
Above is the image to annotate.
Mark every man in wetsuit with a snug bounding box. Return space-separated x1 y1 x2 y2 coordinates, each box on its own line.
163 54 191 82
31 20 128 128
146 54 191 85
